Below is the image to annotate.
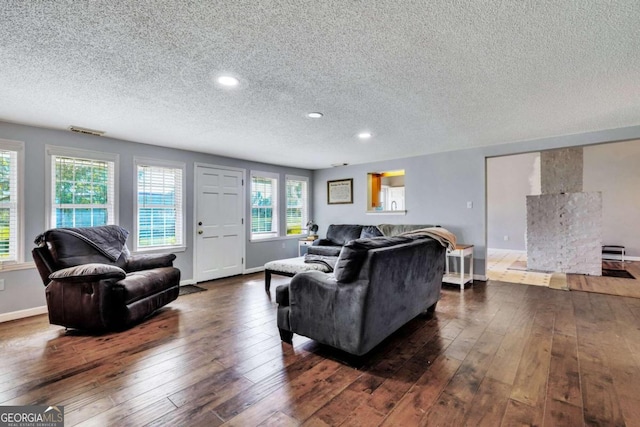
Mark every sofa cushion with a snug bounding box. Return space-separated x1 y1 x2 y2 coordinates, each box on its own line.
326 224 363 245
126 253 176 271
334 236 415 282
115 267 180 305
307 245 342 257
49 263 127 283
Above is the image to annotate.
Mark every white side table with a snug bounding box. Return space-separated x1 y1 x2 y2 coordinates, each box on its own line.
443 244 474 291
298 239 314 256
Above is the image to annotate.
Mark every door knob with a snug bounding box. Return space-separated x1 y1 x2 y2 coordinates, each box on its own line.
198 230 203 235
198 221 202 226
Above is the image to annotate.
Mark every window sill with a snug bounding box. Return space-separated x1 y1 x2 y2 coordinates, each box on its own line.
365 210 407 215
250 235 306 243
0 261 36 272
132 246 186 255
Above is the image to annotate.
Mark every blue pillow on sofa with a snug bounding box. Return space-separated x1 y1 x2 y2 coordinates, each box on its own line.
360 225 383 239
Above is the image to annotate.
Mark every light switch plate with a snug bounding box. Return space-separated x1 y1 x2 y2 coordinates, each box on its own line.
0 279 5 291
466 201 473 209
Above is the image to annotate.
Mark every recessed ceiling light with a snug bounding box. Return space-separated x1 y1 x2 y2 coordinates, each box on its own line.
217 76 240 87
358 132 373 139
307 112 323 118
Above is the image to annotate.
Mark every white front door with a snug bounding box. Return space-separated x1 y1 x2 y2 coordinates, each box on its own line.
195 165 244 282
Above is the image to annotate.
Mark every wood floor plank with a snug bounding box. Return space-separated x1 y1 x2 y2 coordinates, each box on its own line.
421 391 468 427
219 359 344 426
547 332 582 408
299 316 452 426
573 291 626 427
378 354 462 427
68 357 226 425
509 305 554 408
500 398 544 427
212 352 325 421
339 334 454 426
462 378 511 426
257 411 299 427
543 398 585 427
149 376 252 426
618 396 640 427
282 365 361 423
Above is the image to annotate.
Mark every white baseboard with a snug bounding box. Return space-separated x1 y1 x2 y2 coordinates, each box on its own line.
473 275 488 281
180 279 197 286
244 266 265 274
0 305 48 323
487 248 527 254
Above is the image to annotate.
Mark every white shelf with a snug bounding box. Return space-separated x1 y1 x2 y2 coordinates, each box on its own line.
443 273 473 285
443 244 474 291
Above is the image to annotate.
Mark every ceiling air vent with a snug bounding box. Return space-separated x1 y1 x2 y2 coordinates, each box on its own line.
68 126 105 137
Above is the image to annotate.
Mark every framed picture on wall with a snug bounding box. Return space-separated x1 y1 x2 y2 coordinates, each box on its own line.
327 178 353 204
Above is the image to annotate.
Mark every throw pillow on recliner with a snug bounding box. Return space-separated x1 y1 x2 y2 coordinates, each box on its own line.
49 263 127 283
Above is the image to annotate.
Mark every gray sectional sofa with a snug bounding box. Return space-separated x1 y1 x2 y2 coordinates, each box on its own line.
276 234 446 356
308 223 438 257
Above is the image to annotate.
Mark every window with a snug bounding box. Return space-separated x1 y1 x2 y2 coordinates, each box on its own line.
47 146 118 229
285 175 309 236
367 169 405 212
0 139 23 263
135 159 185 250
251 171 278 239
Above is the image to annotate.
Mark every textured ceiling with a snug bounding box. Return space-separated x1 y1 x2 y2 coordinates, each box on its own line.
1 1 639 169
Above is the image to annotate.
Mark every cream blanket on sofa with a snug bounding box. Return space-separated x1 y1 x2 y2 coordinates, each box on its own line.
399 227 457 251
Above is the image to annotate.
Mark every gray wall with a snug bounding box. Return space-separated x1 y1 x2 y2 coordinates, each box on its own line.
584 139 640 255
487 152 539 250
313 125 640 277
0 121 311 315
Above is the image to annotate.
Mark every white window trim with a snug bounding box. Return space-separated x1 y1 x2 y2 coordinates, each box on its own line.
285 174 310 237
250 170 279 241
0 138 24 266
45 145 119 230
133 157 186 253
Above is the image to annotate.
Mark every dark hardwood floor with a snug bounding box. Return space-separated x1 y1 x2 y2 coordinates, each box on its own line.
2 274 640 426
568 260 640 299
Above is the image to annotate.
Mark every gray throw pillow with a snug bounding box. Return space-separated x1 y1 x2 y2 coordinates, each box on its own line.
333 236 416 282
333 244 368 282
49 263 127 283
360 225 383 239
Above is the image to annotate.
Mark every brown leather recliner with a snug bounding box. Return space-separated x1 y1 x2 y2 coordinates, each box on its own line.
32 225 180 331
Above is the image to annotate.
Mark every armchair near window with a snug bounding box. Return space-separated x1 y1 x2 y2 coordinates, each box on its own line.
32 225 180 331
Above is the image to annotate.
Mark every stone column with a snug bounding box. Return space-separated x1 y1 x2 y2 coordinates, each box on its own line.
526 148 602 275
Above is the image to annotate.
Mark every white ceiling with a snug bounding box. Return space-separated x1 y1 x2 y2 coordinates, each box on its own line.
1 1 639 170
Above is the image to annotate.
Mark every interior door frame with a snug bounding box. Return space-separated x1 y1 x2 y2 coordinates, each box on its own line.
193 163 246 281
